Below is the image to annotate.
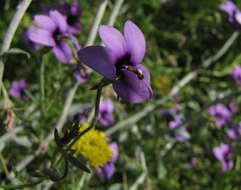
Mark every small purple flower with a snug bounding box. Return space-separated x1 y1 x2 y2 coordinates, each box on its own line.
27 10 73 63
173 127 190 142
99 99 115 126
9 79 28 100
96 142 119 180
213 143 234 171
169 115 182 129
220 0 241 26
70 108 90 125
72 64 89 83
78 21 152 103
227 122 241 139
231 65 241 85
208 104 232 127
186 158 196 169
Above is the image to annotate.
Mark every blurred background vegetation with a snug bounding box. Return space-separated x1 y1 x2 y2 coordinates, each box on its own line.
1 0 241 189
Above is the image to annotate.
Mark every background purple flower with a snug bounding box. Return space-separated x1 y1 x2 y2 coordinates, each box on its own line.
186 158 196 169
44 1 82 34
78 20 152 103
96 142 119 180
220 0 241 26
27 10 73 63
213 143 234 171
227 122 241 140
231 65 241 85
98 99 115 126
9 79 28 100
72 64 89 83
208 104 233 127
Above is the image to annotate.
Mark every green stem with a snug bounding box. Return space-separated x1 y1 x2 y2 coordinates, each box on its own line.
67 86 102 148
0 151 9 177
0 180 42 189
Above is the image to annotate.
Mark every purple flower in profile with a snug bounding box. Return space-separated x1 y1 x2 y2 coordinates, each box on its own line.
231 65 241 85
213 143 234 171
72 64 89 83
27 10 73 63
99 99 115 126
208 104 232 127
220 0 241 26
9 80 27 100
78 21 152 103
96 142 119 180
23 27 40 50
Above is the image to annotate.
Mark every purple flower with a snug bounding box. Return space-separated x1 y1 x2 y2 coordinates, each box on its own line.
72 64 89 83
227 122 241 139
169 115 182 129
186 158 196 169
96 142 119 180
44 1 82 34
213 143 234 171
27 10 73 63
231 65 241 85
99 99 115 126
208 104 232 127
70 108 90 125
78 21 152 103
173 127 190 142
23 27 40 50
220 0 241 26
9 79 28 100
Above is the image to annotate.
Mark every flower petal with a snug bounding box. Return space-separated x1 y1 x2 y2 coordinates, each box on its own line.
28 28 55 47
34 15 56 31
124 20 146 65
52 41 72 63
99 25 127 61
49 10 67 32
78 46 116 80
112 70 152 103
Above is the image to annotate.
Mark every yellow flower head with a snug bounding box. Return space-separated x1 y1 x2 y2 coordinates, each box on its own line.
71 123 114 168
153 75 172 94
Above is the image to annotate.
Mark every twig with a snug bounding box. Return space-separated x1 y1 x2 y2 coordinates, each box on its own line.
107 0 125 26
85 0 109 46
203 31 240 68
106 31 238 136
129 173 147 190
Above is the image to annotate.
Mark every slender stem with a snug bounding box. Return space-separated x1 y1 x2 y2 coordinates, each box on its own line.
203 31 240 68
107 0 124 26
85 0 109 46
68 86 102 148
0 152 9 177
40 59 45 112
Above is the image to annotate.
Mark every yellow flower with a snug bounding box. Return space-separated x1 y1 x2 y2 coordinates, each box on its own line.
71 123 113 168
153 75 172 94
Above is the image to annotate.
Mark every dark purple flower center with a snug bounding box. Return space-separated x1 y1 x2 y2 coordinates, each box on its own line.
115 54 144 80
67 15 78 26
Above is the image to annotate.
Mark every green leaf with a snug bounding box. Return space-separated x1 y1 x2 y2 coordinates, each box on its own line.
65 154 90 173
4 48 31 59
